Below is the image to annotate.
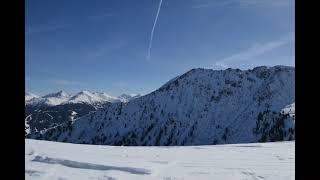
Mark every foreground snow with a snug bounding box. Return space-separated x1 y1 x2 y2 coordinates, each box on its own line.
26 139 294 180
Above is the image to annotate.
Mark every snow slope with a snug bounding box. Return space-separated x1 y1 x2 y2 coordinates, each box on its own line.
25 139 295 180
25 103 98 138
40 66 295 145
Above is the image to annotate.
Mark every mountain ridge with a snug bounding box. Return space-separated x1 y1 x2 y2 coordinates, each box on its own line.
25 90 142 107
25 91 142 137
35 65 295 145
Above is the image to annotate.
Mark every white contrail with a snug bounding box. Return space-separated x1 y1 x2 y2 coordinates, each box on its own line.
147 0 163 60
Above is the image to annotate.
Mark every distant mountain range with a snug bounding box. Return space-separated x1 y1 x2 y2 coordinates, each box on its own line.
25 90 141 107
25 91 141 137
31 66 295 145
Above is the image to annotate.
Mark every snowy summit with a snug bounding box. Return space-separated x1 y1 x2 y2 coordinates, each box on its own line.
25 90 141 107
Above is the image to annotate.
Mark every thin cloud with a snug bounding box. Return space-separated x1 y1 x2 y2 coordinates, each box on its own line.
87 41 128 59
238 0 294 7
112 82 128 88
51 79 85 86
112 82 129 93
192 0 294 9
192 1 234 9
26 12 117 36
87 12 118 21
214 32 294 69
26 24 68 35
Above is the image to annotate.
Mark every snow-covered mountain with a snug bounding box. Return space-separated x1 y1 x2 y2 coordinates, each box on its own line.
38 65 295 145
67 91 120 107
25 90 140 107
42 90 69 98
25 92 39 101
26 90 71 106
118 93 142 103
25 90 141 138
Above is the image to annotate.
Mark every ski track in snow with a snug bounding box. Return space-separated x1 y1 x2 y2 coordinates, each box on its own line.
31 155 151 175
25 139 294 180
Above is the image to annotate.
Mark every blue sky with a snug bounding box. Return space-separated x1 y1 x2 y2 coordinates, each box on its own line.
25 0 295 96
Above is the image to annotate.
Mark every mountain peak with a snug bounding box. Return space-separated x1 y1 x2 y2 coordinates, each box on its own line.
57 90 68 97
67 90 120 105
43 90 69 98
76 90 92 96
25 92 38 97
117 93 141 102
25 92 39 101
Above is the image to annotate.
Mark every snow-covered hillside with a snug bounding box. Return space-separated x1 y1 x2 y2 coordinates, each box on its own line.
281 103 295 118
25 103 98 138
25 91 141 138
39 66 295 145
25 139 295 180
